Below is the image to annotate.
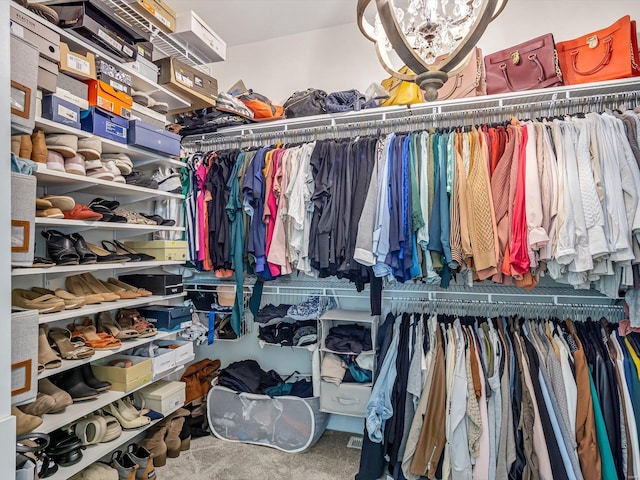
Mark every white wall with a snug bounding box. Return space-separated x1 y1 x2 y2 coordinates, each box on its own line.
209 0 640 103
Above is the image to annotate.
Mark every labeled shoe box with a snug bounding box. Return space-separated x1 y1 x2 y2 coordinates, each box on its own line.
10 5 61 63
86 80 132 120
38 57 59 94
138 380 186 415
42 94 81 129
118 273 183 296
120 350 176 377
80 107 128 144
47 0 149 62
136 41 154 62
136 305 193 331
91 357 152 392
59 42 96 81
173 10 226 62
155 56 218 111
123 240 187 261
131 102 166 128
123 57 159 83
124 0 176 33
154 340 195 366
58 72 89 100
56 88 89 111
96 58 133 96
127 119 180 156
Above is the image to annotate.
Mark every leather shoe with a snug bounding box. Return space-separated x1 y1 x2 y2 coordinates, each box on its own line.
12 406 42 435
38 378 73 413
81 363 111 392
51 368 100 402
18 393 57 417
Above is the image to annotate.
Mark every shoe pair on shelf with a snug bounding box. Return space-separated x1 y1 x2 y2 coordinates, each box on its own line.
152 167 182 193
139 408 191 467
16 378 74 420
124 170 158 190
42 230 132 265
36 195 103 221
65 273 153 305
12 130 47 163
50 361 111 402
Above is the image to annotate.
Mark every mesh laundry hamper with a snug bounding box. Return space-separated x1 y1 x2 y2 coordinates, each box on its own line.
207 384 329 453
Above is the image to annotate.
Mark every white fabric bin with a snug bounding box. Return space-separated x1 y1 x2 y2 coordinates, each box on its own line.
207 384 329 453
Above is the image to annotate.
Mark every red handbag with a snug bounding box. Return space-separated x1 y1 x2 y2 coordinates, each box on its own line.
485 34 563 95
438 47 486 100
556 16 640 85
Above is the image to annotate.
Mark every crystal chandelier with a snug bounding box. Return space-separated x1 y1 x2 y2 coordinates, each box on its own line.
358 0 508 101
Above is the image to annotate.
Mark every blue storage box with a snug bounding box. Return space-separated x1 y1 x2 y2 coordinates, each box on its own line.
42 94 81 129
80 107 128 144
128 119 181 156
136 305 193 331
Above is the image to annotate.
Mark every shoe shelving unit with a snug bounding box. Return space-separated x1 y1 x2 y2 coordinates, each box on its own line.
47 401 184 480
8 3 203 475
35 117 185 169
38 361 190 435
38 327 184 379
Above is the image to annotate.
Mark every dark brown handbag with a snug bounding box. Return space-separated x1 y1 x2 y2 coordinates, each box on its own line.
438 47 486 100
485 34 563 95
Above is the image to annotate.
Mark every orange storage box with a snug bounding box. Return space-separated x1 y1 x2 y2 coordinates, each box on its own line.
86 79 132 119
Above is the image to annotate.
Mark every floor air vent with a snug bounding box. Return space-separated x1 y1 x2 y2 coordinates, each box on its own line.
347 436 364 449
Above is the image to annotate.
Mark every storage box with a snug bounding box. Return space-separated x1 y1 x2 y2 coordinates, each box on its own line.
11 309 38 405
80 107 128 144
59 42 96 81
124 240 187 261
154 340 194 366
91 357 152 392
173 10 226 62
124 57 158 84
125 0 176 33
38 57 59 94
96 59 133 96
11 173 37 268
119 273 183 296
128 119 180 156
155 56 218 110
42 94 81 129
57 72 89 100
56 88 89 111
319 381 370 417
36 89 43 118
131 102 166 128
208 384 329 453
120 350 175 376
320 309 378 354
47 0 148 61
138 380 185 415
136 41 154 61
10 36 38 134
86 79 132 119
10 5 61 63
136 305 193 331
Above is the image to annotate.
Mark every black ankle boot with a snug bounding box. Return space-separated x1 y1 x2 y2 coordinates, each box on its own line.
80 363 111 392
52 368 99 402
68 233 98 265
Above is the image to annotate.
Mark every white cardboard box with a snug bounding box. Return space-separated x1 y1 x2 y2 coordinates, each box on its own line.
173 10 226 62
121 349 176 377
138 380 185 415
154 340 194 366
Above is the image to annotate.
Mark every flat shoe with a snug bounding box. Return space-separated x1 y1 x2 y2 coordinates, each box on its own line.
42 195 75 211
36 208 64 219
86 243 131 264
63 204 103 221
13 289 66 313
32 257 55 268
31 287 86 309
36 198 53 209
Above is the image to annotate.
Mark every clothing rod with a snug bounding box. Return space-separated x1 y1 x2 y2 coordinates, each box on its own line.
181 86 640 151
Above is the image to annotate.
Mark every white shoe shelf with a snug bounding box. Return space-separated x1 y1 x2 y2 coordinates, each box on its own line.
36 292 186 326
38 360 191 435
46 401 184 480
35 117 185 170
35 164 184 200
12 260 185 277
35 217 186 234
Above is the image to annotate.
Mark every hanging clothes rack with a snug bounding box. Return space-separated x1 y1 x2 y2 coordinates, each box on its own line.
181 78 640 152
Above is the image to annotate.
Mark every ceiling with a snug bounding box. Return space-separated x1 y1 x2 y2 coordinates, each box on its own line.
164 0 358 47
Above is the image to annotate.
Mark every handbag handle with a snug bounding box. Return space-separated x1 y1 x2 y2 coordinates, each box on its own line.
499 53 546 91
570 37 614 75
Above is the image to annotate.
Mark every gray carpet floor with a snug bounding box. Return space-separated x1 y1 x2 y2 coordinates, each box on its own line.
159 430 361 479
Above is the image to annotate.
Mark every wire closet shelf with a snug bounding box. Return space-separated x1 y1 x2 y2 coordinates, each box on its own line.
181 77 640 152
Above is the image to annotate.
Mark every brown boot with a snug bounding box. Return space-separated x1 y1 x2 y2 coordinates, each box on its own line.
12 406 42 435
31 130 47 163
165 416 185 459
11 136 21 156
139 425 167 467
19 135 32 159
